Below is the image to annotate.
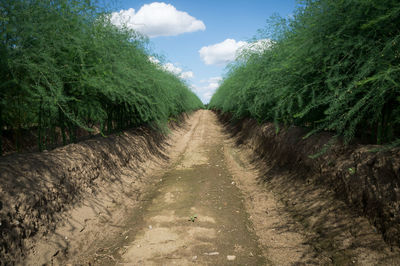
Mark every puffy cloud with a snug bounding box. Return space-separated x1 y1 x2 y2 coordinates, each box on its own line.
199 39 247 65
164 62 182 75
201 80 220 92
192 77 222 103
110 3 205 38
203 91 214 102
180 71 194 79
159 62 194 79
196 77 222 91
199 39 273 65
148 56 160 64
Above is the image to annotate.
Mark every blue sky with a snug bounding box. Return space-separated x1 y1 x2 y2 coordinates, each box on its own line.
107 0 297 103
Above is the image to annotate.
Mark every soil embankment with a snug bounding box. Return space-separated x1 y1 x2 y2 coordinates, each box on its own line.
0 116 186 264
217 111 400 248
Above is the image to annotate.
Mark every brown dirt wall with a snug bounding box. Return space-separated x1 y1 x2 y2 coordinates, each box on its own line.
216 111 400 247
0 118 186 264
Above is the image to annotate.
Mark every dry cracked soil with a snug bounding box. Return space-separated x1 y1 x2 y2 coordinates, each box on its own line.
24 110 400 265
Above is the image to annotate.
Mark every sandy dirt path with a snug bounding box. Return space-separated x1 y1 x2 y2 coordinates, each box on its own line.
88 110 266 265
41 110 400 265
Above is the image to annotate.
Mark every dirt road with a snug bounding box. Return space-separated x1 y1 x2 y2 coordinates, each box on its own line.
84 110 266 265
26 110 400 265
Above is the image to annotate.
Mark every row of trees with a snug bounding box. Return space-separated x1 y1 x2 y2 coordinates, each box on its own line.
0 0 203 154
210 0 400 145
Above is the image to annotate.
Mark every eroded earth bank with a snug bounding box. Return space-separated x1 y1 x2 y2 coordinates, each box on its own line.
2 110 400 265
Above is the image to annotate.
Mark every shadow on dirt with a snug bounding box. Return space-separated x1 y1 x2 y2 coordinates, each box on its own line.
216 110 400 264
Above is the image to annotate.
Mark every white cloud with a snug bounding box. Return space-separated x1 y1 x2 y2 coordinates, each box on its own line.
192 76 222 103
199 39 273 65
180 71 194 79
195 77 222 91
110 3 205 38
199 39 247 65
148 56 160 64
206 82 219 91
164 62 182 75
160 62 194 79
203 91 214 102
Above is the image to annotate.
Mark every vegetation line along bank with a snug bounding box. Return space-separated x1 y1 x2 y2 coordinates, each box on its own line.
0 0 203 155
210 0 400 147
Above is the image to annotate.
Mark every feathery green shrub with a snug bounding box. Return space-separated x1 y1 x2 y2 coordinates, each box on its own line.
210 0 400 145
0 0 203 154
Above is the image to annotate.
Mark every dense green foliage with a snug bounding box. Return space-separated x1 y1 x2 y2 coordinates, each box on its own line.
0 0 203 154
210 0 400 145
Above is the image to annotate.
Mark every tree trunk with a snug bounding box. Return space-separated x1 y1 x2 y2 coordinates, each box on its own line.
59 107 67 145
38 98 43 151
0 104 3 156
